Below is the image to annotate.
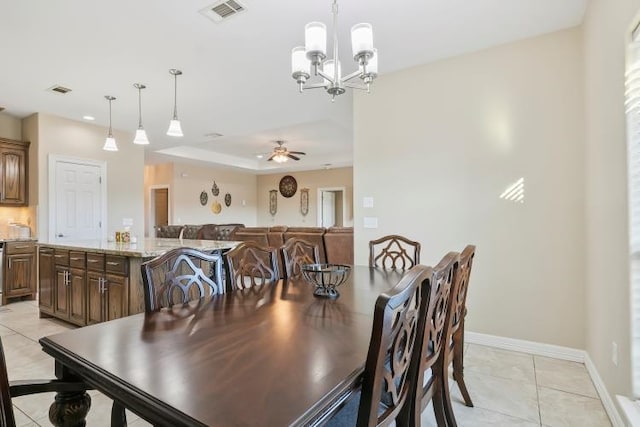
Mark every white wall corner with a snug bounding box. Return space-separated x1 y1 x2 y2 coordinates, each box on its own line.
466 331 625 426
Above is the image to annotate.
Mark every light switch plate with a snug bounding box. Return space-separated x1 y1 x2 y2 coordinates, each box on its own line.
122 218 133 226
363 197 374 208
363 217 378 229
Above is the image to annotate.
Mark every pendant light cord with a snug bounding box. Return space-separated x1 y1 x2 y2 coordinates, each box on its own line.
138 86 143 128
172 74 179 120
108 98 113 137
332 0 339 84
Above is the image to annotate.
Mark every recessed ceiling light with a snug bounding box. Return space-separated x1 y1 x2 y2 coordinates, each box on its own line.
83 115 95 121
256 154 264 159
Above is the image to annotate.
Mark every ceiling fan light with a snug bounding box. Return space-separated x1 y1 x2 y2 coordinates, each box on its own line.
103 136 118 151
133 128 149 145
274 153 288 163
305 22 327 58
351 23 373 59
167 119 183 137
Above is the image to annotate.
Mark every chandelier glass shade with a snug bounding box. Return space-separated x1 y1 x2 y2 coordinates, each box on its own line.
291 0 377 100
166 69 184 137
103 95 118 151
133 83 149 145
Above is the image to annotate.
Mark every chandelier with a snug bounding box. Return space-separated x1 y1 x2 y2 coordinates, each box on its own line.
291 0 377 100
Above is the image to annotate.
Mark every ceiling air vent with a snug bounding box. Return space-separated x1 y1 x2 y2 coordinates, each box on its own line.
200 0 245 23
47 85 72 95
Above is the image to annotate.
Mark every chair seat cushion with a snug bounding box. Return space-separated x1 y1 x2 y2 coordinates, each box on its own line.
326 391 392 426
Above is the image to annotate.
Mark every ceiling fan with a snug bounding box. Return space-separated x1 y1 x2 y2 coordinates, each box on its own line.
267 140 306 163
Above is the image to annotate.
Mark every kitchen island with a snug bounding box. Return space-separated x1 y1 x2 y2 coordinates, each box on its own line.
37 238 240 326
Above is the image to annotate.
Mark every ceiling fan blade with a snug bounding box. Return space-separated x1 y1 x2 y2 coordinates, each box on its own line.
287 154 300 161
267 153 276 160
289 151 306 155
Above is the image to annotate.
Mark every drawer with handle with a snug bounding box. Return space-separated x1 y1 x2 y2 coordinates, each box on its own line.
69 251 86 269
86 253 105 271
53 250 69 266
105 255 128 275
5 241 35 255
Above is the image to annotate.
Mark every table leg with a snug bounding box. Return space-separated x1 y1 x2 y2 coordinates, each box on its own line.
48 390 91 427
48 361 91 427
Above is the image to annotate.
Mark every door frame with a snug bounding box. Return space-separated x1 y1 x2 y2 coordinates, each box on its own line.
48 154 107 242
316 186 347 228
148 185 171 237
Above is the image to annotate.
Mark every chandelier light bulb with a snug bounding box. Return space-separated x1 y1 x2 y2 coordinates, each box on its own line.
291 47 311 75
305 22 327 60
133 128 149 145
351 23 373 59
167 119 183 137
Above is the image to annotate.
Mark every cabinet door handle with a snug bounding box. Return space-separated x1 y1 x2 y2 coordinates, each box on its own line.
65 271 70 286
88 259 99 263
70 257 82 261
106 261 120 266
7 258 11 269
14 245 31 249
54 254 65 258
102 278 108 293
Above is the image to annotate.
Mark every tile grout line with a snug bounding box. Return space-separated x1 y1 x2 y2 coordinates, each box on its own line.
532 355 543 427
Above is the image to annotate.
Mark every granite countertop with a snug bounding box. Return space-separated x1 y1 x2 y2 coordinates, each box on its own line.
38 238 241 258
0 237 38 243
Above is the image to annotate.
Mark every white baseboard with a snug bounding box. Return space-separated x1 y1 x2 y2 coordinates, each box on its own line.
466 331 585 362
583 354 625 427
466 331 624 427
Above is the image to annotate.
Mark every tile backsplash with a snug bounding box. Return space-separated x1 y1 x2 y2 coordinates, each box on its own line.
0 207 34 236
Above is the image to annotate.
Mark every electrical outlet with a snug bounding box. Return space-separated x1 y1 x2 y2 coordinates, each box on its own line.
612 342 618 366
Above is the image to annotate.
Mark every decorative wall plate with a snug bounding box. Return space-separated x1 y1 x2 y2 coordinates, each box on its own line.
300 188 309 216
269 190 278 216
224 193 232 207
211 200 222 214
279 175 297 198
200 191 208 206
211 181 220 196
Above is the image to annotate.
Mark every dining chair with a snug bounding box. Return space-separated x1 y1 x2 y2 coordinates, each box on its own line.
447 245 476 408
369 235 421 270
0 337 90 427
225 242 279 290
281 238 321 279
411 252 461 427
140 247 224 312
325 265 431 427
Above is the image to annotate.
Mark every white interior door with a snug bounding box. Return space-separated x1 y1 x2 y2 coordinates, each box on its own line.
321 191 336 228
51 158 104 241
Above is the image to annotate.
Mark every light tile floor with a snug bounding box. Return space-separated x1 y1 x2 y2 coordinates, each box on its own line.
1 301 612 427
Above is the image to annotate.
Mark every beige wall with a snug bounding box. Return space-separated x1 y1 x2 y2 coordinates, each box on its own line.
31 113 145 240
354 28 586 348
143 162 258 234
0 113 22 140
256 167 353 227
583 0 640 399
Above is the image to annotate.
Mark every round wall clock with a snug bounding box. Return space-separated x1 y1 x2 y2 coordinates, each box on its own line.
200 191 208 206
279 175 297 198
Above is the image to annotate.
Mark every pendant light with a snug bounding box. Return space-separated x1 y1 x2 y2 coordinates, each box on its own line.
166 69 183 137
103 95 118 151
133 83 149 145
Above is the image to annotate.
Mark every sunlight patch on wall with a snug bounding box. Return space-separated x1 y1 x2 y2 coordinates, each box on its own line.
499 177 524 203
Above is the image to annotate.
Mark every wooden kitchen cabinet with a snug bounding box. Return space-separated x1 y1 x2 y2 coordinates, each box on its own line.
87 254 129 325
0 138 29 206
3 241 36 305
50 250 87 326
38 247 55 315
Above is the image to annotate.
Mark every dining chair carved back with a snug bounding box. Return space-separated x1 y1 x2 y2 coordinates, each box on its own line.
140 247 224 312
369 235 421 270
281 238 321 279
326 265 431 427
225 242 279 291
411 252 461 427
446 244 476 408
0 337 90 427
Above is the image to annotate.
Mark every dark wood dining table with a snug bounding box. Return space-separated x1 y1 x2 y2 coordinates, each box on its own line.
39 266 405 427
